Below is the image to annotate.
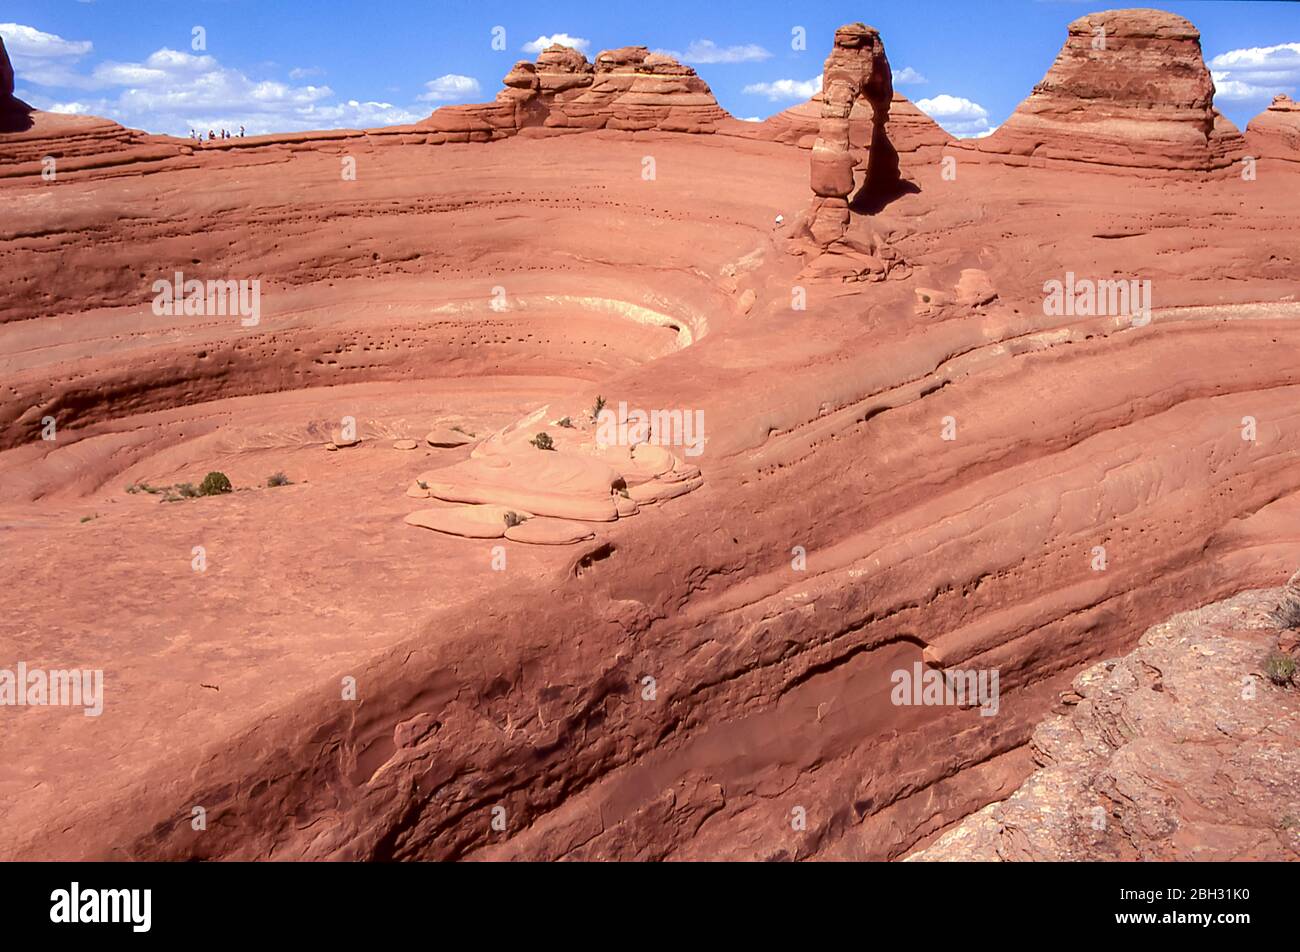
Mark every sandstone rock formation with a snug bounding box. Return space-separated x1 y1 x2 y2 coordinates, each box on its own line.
1246 94 1300 164
909 587 1300 861
4 13 1300 865
418 43 729 143
806 23 895 250
405 406 702 541
968 9 1245 172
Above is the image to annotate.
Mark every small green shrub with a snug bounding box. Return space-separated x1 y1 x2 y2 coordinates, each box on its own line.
1264 652 1296 686
530 432 555 451
556 416 574 428
266 472 291 488
592 395 607 419
199 471 233 496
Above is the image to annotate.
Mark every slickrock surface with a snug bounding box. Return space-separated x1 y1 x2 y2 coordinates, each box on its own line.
2 12 1300 861
0 36 193 174
965 9 1246 172
1247 94 1300 165
908 586 1300 861
418 43 731 142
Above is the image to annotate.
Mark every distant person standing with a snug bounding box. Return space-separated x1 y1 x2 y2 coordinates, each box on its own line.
208 129 216 142
239 125 245 138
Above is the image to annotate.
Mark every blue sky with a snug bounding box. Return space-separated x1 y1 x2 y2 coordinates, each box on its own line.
3 0 1298 137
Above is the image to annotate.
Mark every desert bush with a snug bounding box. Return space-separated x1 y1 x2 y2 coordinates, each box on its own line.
557 416 574 428
530 432 555 451
1264 652 1296 686
266 472 291 488
199 472 233 496
1275 569 1300 629
592 395 607 419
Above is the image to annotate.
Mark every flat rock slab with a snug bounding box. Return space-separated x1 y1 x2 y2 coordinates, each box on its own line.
393 439 420 450
628 475 703 505
404 504 517 538
426 426 475 447
505 518 596 545
417 450 621 521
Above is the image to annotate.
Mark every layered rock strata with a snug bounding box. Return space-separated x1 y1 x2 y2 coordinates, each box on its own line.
968 9 1246 172
419 44 730 143
909 586 1300 861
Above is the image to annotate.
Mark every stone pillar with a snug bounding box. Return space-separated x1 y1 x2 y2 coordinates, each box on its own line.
807 23 895 249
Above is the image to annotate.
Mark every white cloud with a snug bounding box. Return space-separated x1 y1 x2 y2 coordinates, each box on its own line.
289 66 325 80
5 23 427 136
1208 43 1300 102
1211 75 1282 102
417 74 481 102
742 75 821 101
915 94 992 137
0 22 95 87
47 101 93 115
656 40 771 64
0 22 92 58
893 66 927 85
522 33 590 54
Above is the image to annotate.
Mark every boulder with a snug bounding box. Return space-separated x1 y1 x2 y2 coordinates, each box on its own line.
426 425 475 447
